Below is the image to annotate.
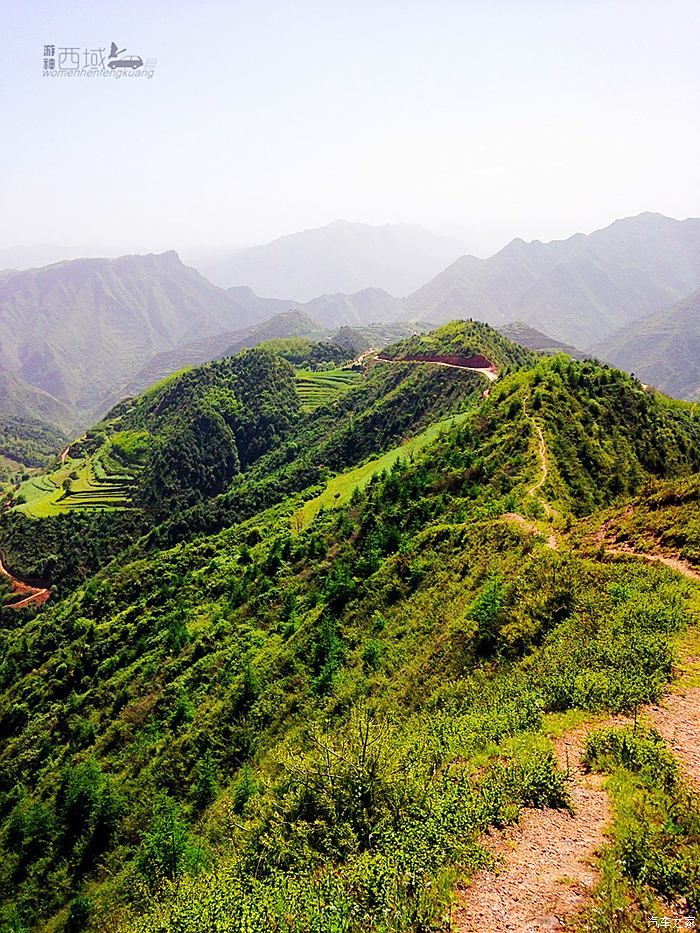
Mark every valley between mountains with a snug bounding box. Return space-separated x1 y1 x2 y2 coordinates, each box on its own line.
2 212 700 481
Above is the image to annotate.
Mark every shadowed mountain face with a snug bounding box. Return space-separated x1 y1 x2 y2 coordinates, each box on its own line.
595 287 700 401
194 220 465 300
405 213 700 346
0 366 75 430
0 251 289 425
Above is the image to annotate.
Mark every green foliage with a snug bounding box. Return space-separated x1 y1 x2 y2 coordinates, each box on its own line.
0 509 144 593
108 430 151 466
259 336 350 370
139 404 241 518
136 794 203 885
582 725 678 788
386 318 536 372
295 368 362 409
0 319 699 930
65 896 91 933
579 474 700 570
582 726 700 917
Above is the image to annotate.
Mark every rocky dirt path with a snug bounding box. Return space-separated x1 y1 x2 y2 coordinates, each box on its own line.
648 685 700 791
605 545 700 582
455 671 700 932
454 725 613 932
454 539 700 932
455 493 700 931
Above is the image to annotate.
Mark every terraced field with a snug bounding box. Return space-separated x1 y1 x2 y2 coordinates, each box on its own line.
14 454 133 517
295 368 363 410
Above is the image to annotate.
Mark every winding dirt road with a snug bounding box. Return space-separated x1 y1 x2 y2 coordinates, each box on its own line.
0 555 50 609
372 352 499 382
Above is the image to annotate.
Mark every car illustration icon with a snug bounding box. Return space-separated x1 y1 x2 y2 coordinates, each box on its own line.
108 55 143 70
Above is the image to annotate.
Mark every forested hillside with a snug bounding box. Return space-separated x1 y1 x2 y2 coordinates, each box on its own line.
0 320 699 932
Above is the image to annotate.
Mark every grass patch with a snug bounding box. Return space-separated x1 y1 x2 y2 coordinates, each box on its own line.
295 411 471 528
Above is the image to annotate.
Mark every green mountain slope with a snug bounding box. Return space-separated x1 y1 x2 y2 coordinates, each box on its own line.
0 414 68 470
1 321 699 931
115 310 325 403
0 323 494 591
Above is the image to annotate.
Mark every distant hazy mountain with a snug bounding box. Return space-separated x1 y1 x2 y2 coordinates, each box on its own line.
302 287 402 327
498 322 588 359
595 288 700 401
406 213 700 346
194 221 465 300
0 251 287 425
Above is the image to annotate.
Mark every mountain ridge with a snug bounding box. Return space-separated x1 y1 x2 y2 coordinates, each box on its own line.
0 252 292 427
403 212 700 346
1 319 699 931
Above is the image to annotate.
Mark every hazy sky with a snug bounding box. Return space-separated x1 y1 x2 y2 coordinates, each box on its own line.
2 0 699 257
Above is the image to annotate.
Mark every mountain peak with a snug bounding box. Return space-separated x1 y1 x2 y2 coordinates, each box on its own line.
198 222 465 300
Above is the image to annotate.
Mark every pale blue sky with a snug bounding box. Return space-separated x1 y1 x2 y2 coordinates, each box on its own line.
2 0 699 256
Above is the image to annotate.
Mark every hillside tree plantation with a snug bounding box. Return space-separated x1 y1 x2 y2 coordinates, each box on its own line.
0 321 699 932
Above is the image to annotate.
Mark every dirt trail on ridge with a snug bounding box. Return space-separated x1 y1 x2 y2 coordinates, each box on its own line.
456 540 700 931
456 680 700 930
526 420 553 516
648 686 700 792
502 415 558 551
455 725 613 932
604 546 700 582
